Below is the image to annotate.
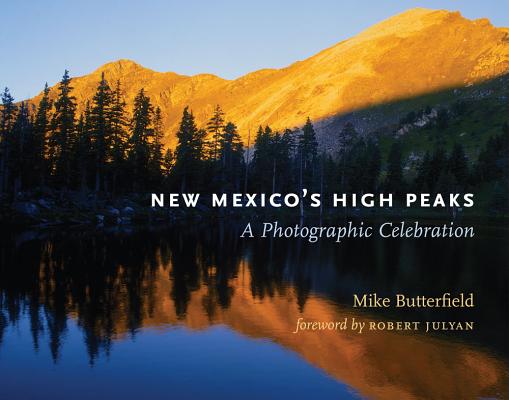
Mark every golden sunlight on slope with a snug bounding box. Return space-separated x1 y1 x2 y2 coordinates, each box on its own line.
105 262 509 400
31 8 509 147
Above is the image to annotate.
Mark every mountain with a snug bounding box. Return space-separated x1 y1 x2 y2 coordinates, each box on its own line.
29 8 509 148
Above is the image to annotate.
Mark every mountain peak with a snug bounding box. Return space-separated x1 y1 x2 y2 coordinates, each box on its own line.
30 8 509 148
352 7 465 43
384 7 461 23
94 59 150 76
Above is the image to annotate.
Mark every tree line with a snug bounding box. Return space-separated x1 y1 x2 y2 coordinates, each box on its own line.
0 70 508 210
0 71 246 197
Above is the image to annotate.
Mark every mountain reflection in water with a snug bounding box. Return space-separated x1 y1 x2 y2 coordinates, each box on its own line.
0 222 508 400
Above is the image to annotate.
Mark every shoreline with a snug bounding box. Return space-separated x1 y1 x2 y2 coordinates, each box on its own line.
1 190 508 230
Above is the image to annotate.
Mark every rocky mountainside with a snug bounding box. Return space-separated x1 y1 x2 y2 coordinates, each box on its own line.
29 8 509 147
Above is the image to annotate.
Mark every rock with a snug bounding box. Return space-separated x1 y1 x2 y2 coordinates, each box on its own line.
120 216 132 224
122 206 135 216
37 198 53 209
106 207 120 216
13 202 39 217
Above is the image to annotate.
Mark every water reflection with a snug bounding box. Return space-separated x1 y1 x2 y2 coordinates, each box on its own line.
0 222 508 399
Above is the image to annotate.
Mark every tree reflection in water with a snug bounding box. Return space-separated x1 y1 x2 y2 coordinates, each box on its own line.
0 222 508 399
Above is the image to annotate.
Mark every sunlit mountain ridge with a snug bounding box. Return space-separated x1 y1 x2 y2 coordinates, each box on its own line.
30 8 509 147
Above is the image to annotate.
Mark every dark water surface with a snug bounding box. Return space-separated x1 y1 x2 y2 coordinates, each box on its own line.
0 221 508 400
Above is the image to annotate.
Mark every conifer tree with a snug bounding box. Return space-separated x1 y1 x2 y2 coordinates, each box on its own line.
448 143 468 188
149 106 164 186
251 126 273 192
338 122 357 151
345 138 381 193
128 88 153 191
365 139 381 192
90 72 113 191
414 151 431 191
428 147 447 192
320 153 337 206
109 80 129 193
174 107 206 192
270 130 282 193
436 108 449 130
33 83 52 186
384 141 404 195
49 70 77 186
337 122 358 190
207 105 225 161
277 128 297 192
74 103 93 192
11 101 33 194
219 121 243 191
299 117 318 171
0 88 17 193
477 126 509 183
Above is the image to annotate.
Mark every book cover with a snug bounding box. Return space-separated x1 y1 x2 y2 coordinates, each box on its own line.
0 1 508 399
